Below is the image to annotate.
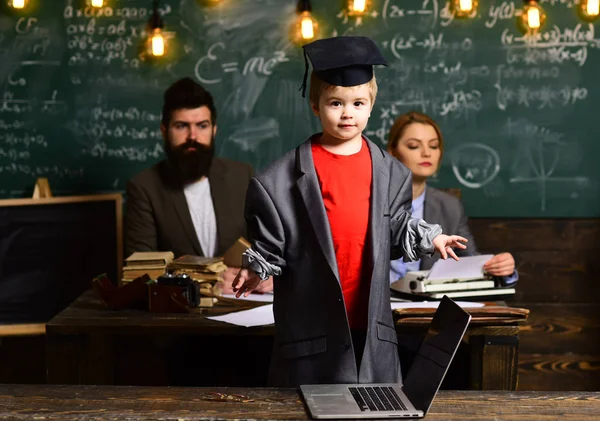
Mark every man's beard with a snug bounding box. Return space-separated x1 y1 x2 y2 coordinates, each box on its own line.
165 137 215 184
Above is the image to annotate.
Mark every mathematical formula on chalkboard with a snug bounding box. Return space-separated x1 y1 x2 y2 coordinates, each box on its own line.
0 0 598 216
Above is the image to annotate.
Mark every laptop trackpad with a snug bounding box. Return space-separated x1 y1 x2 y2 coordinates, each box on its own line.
312 394 351 406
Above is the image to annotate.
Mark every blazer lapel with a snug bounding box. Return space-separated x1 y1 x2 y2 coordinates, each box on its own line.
421 186 441 270
295 141 340 283
367 139 388 273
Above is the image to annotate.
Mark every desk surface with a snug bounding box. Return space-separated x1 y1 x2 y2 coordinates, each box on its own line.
1 385 598 420
47 289 274 336
47 290 519 337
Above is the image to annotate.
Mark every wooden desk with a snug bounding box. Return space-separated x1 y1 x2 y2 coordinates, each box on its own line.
46 290 519 390
1 385 598 420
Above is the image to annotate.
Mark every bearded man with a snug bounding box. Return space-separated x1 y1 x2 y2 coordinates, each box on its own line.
125 77 271 293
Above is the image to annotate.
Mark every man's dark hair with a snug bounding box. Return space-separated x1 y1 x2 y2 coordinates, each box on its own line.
161 77 217 126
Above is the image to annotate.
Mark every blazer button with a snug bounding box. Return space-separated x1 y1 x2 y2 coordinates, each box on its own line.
344 342 351 350
338 298 342 303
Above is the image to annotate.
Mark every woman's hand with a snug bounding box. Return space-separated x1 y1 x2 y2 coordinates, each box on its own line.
483 253 515 277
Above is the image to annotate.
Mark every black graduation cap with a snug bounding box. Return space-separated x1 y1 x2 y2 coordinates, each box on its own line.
300 36 388 97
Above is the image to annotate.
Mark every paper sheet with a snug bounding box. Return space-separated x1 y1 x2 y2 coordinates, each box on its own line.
206 301 484 327
427 254 494 281
220 293 274 303
207 304 274 327
391 301 484 310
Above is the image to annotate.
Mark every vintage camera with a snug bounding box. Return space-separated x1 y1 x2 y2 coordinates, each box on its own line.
156 272 201 307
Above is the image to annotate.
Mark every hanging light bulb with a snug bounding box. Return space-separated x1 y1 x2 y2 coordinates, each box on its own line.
520 0 546 32
347 0 371 16
150 28 166 56
9 0 27 9
90 0 104 7
580 0 600 20
452 0 478 17
296 0 318 43
147 0 166 57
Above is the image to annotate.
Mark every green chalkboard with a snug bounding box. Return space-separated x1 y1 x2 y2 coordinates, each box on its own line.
0 0 598 217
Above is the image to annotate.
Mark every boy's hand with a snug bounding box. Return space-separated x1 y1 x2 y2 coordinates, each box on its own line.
483 253 515 277
232 268 263 298
254 276 274 293
432 234 468 261
220 266 242 294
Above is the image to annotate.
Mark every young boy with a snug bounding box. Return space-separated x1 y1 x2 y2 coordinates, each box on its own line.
232 36 467 387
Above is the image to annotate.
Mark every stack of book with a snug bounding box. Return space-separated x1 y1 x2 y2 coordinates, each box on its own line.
122 251 174 284
167 255 227 290
390 255 516 301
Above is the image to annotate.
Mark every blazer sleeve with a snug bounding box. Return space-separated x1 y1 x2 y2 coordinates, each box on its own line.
124 179 158 257
244 177 287 271
389 163 413 261
244 164 256 241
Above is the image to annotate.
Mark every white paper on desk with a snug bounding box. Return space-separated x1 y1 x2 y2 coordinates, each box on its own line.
390 301 484 310
427 254 494 281
220 293 274 303
207 304 274 327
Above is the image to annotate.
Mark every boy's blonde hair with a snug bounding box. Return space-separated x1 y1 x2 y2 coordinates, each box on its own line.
309 72 378 109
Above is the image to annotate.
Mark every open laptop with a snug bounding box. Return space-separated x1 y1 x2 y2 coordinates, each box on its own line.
301 295 471 419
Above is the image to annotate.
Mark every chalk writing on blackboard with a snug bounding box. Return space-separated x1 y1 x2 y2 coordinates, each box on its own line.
451 144 501 189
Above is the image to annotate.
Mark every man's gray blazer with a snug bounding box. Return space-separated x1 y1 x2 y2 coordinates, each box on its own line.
245 137 428 387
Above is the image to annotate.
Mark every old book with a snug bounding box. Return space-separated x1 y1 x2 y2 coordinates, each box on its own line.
168 255 226 273
125 251 174 267
222 237 251 268
394 305 529 319
122 268 166 281
394 304 529 325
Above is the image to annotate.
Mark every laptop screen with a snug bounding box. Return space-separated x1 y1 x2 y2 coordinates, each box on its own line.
402 296 471 414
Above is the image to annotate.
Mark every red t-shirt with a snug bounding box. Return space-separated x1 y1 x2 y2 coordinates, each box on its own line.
312 139 372 329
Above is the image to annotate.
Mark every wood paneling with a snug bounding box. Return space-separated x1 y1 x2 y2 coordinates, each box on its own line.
470 219 600 391
517 303 600 354
469 219 600 252
518 354 600 391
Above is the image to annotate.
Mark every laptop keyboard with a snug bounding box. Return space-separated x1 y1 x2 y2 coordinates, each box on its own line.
348 386 408 412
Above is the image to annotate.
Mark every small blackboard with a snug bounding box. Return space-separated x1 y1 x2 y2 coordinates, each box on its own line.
0 194 122 324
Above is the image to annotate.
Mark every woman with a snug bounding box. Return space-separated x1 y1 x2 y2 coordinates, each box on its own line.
387 111 518 285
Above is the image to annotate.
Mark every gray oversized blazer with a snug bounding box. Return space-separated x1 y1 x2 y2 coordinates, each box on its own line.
244 137 434 387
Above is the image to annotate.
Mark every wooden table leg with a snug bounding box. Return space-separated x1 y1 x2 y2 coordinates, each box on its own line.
470 334 519 390
47 333 115 385
46 333 84 384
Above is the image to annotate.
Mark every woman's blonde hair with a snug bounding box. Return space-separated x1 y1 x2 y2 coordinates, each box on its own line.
309 72 378 108
387 111 444 162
